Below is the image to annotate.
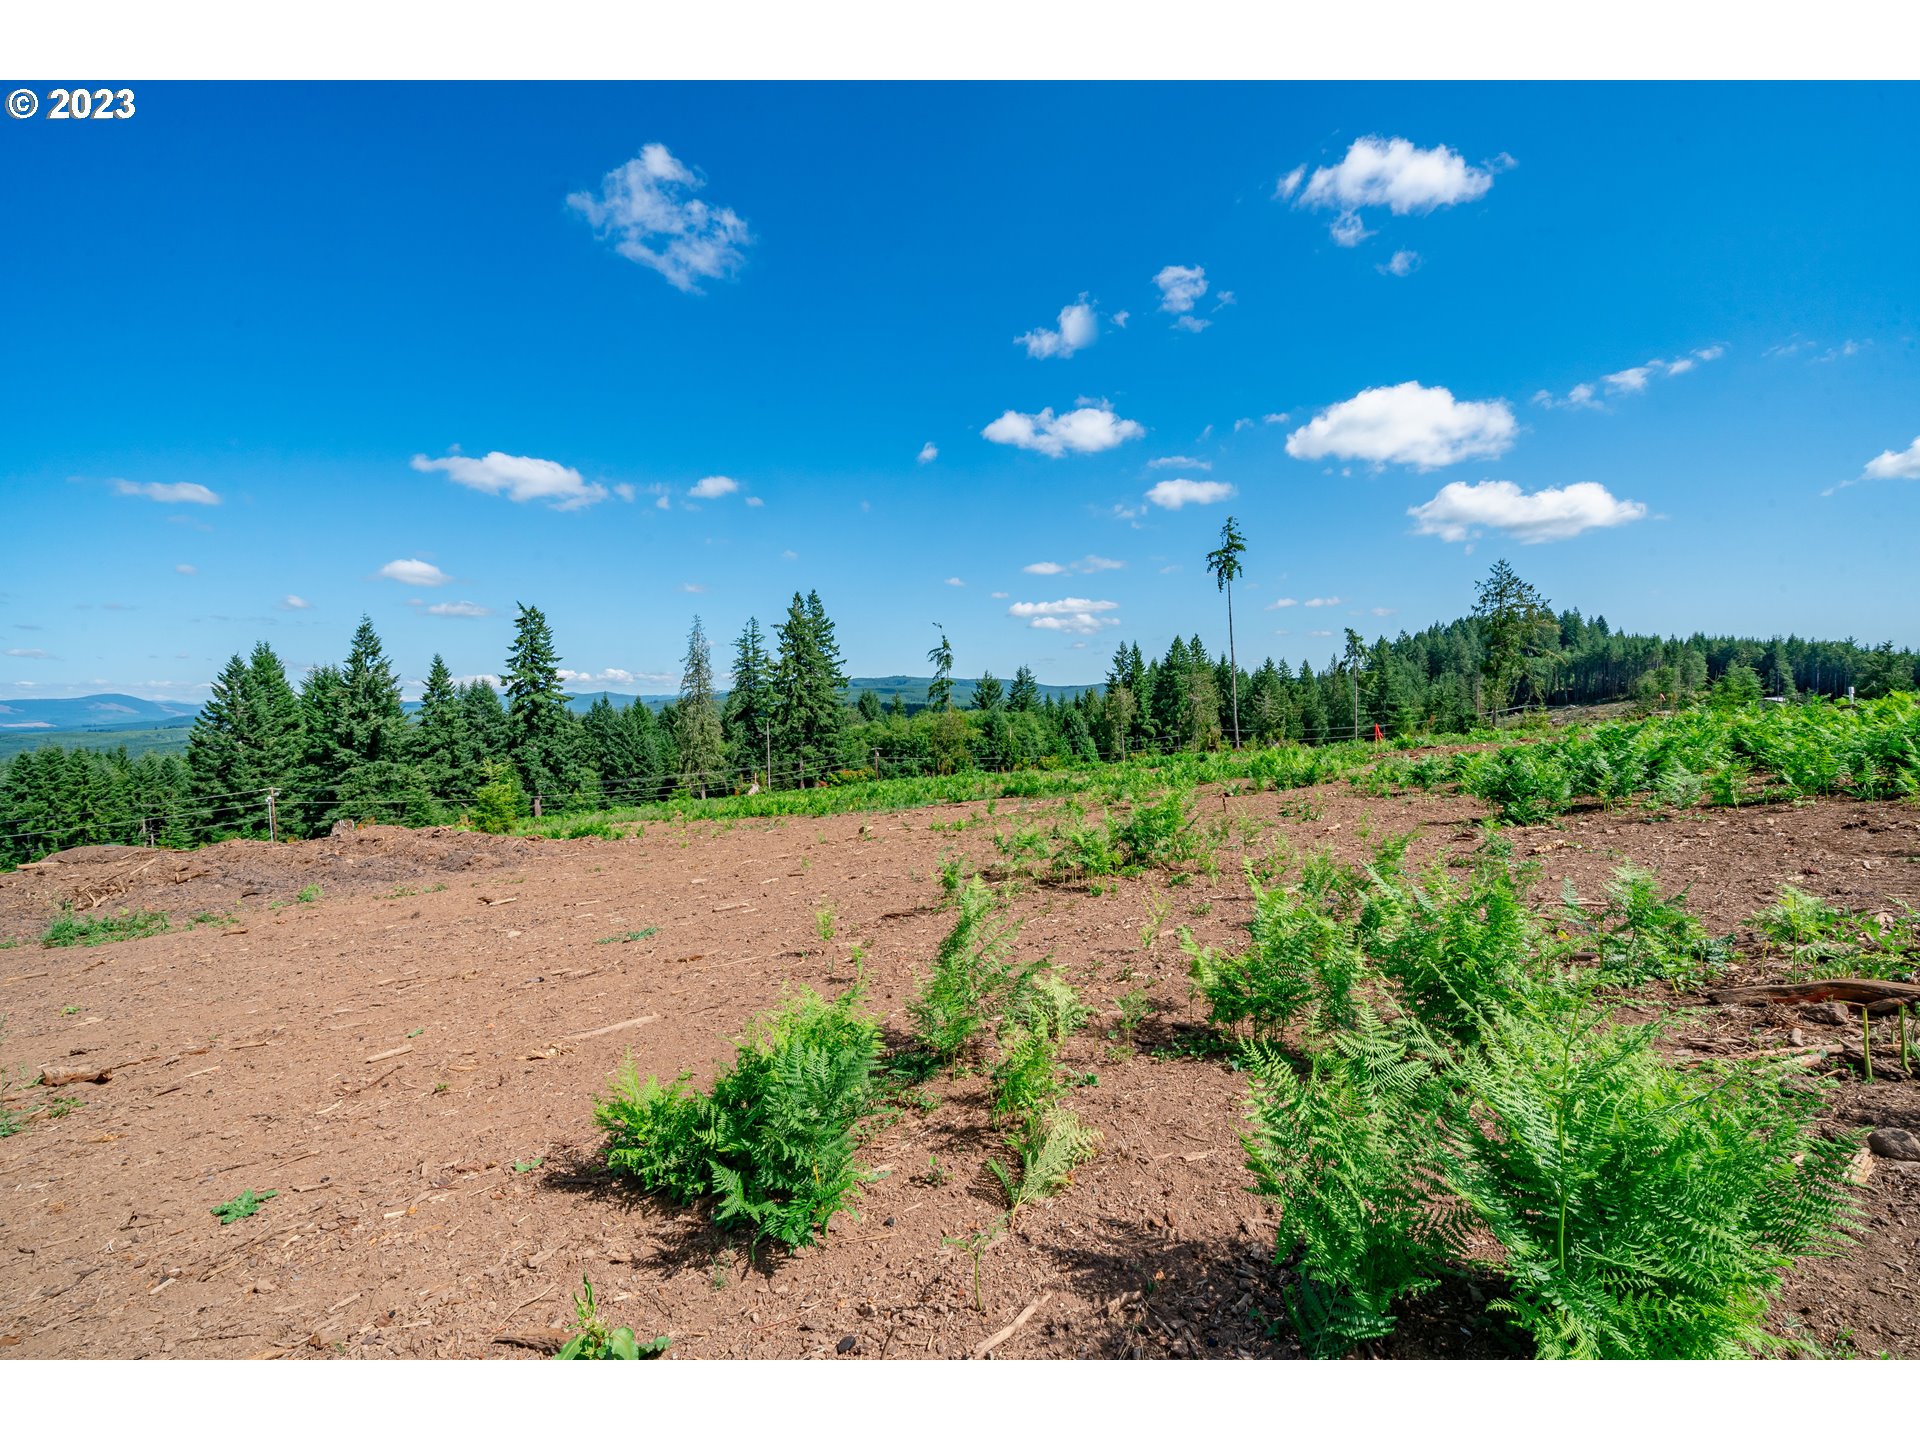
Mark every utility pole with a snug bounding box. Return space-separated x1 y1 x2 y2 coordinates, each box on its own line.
533 792 543 819
265 787 279 842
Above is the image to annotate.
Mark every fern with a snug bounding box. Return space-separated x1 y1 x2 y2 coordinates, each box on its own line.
909 876 1019 1063
989 1106 1101 1224
1240 1011 1461 1357
594 986 882 1249
1442 987 1861 1359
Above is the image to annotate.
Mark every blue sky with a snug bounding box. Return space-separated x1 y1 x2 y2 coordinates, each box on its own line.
3 81 1917 701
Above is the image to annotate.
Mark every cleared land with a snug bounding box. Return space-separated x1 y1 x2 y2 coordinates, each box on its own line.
1 768 1917 1359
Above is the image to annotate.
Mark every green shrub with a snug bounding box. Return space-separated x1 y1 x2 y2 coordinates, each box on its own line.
1184 868 1363 1039
989 1105 1101 1224
595 986 882 1248
41 906 170 948
469 760 526 835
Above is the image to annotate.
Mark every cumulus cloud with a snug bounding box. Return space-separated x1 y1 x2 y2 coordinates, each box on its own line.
688 475 740 500
558 667 677 690
1290 136 1500 245
378 559 451 587
426 601 491 618
566 143 751 293
1153 265 1208 315
1145 478 1236 509
411 450 608 510
281 595 311 611
1265 597 1298 610
982 403 1145 458
1829 435 1920 495
1531 382 1602 412
944 576 965 587
1023 561 1066 576
614 482 637 502
1408 479 1648 543
1263 413 1289 426
1149 455 1209 470
1008 597 1121 635
1017 297 1098 359
917 442 938 464
1302 596 1343 608
1378 249 1421 277
112 480 220 505
1286 381 1516 469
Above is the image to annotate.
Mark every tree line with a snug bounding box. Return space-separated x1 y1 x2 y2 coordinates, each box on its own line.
2 559 1916 866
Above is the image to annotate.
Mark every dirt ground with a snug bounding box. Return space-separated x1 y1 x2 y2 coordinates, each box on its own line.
2 777 1916 1360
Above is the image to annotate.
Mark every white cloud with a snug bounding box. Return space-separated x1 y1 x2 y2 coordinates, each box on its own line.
1286 381 1516 469
688 475 740 500
1370 606 1396 617
1028 555 1123 576
378 558 451 587
558 667 678 690
5 648 54 659
1303 596 1342 608
1266 597 1298 610
175 564 197 575
1017 297 1098 359
917 442 938 464
566 142 751 293
1275 165 1306 200
982 403 1145 458
1145 478 1237 509
1378 249 1421 277
1172 315 1211 333
679 582 707 594
281 595 311 611
426 600 491 618
1149 455 1209 470
1408 479 1648 543
781 548 798 560
1263 412 1289 425
1830 434 1920 495
1329 212 1375 247
613 482 637 502
745 496 764 508
1694 344 1727 362
1153 264 1208 314
1603 364 1656 393
990 590 1008 599
1295 136 1499 222
1308 629 1334 639
411 450 608 510
112 480 220 505
944 576 965 587
1532 382 1601 412
1008 597 1121 635
1110 310 1129 328
1233 418 1254 432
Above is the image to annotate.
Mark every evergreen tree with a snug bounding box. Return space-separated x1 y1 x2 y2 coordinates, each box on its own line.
1008 664 1039 712
772 590 848 784
723 617 774 779
502 603 586 806
973 669 1004 710
459 678 510 759
184 652 264 834
927 625 955 710
414 654 470 799
1473 560 1557 716
856 688 882 722
296 617 430 830
676 615 726 797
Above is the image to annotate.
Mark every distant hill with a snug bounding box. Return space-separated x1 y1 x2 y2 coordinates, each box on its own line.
0 694 200 730
0 678 1104 762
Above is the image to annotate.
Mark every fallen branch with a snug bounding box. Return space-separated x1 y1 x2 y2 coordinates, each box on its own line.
1707 979 1920 1008
364 1044 413 1064
972 1291 1050 1360
561 1014 660 1043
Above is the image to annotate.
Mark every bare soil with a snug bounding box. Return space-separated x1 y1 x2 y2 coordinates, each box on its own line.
2 780 1916 1360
